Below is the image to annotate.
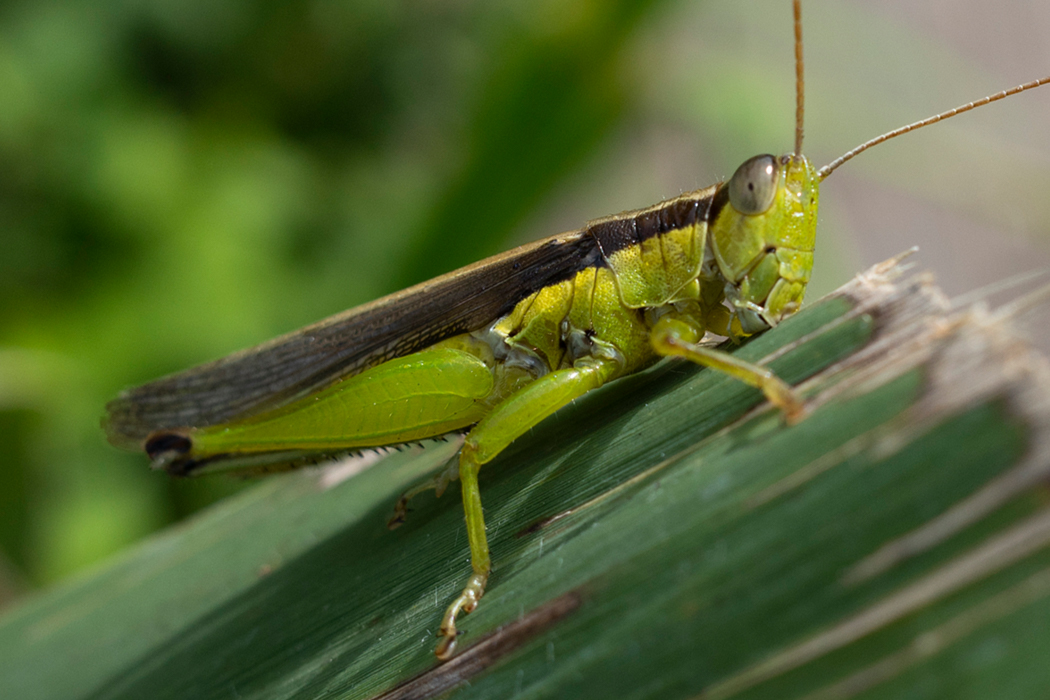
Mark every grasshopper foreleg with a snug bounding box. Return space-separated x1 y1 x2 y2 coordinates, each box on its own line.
650 315 806 422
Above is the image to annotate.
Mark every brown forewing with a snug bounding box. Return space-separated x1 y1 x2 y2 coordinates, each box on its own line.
105 230 602 447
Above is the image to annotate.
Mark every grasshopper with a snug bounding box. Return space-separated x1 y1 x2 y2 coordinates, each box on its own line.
104 0 1050 659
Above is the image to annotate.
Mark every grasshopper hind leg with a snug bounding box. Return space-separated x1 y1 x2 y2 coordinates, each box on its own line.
435 356 622 659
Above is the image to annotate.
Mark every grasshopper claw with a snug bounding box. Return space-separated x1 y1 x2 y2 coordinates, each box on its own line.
435 573 486 659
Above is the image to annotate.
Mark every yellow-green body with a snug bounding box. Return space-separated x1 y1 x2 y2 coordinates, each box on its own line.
108 153 819 659
190 156 818 468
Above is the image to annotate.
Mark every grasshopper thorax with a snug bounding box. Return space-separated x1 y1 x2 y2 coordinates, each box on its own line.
708 153 819 335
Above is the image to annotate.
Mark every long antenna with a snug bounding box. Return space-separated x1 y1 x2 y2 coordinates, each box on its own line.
793 0 804 156
818 75 1050 180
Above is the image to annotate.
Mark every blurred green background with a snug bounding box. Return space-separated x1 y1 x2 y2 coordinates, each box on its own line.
0 0 1047 605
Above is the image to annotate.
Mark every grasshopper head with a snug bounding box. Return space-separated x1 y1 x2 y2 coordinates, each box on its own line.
708 153 819 335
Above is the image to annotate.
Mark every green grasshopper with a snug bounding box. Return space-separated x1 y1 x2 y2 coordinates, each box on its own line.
104 0 1050 659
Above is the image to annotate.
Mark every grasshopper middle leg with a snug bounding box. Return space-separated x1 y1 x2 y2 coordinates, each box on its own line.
387 455 460 529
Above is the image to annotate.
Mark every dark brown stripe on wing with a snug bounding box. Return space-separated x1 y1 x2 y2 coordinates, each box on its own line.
706 182 730 227
586 189 715 256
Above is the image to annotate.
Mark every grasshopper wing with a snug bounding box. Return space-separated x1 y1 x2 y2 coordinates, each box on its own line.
105 231 601 448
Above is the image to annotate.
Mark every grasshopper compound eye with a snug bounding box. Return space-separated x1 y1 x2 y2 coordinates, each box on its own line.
728 154 779 215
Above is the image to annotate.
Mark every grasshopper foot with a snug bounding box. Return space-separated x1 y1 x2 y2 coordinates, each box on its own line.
387 497 410 530
435 572 487 660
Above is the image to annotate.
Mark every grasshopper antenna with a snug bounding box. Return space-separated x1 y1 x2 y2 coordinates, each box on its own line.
793 0 804 157
818 75 1050 180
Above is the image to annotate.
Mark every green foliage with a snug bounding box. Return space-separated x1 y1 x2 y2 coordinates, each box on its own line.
3 262 1050 699
0 0 679 587
1 0 1047 611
